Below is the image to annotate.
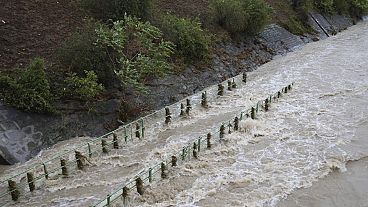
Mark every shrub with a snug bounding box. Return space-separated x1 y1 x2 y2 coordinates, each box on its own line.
57 23 115 87
285 17 309 35
334 0 350 14
96 15 174 89
350 0 368 17
315 0 335 14
80 0 152 21
65 70 104 101
0 58 53 113
160 15 211 62
210 0 272 35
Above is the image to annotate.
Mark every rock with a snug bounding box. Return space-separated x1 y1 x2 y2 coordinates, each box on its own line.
312 37 320 42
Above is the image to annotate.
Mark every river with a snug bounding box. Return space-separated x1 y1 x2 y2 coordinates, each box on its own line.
0 20 367 207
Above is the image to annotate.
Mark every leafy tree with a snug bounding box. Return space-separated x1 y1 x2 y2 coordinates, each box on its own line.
65 70 104 101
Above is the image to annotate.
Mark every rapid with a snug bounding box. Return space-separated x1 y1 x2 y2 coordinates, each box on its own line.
0 21 367 207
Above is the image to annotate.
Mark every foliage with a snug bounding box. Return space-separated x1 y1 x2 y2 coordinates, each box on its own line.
210 0 272 35
350 0 368 16
315 0 335 14
57 23 115 87
65 70 104 101
79 0 152 21
95 15 174 89
285 16 309 35
333 0 350 14
160 15 211 62
0 58 53 113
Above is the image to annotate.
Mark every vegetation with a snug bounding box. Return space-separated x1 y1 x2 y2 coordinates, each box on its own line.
0 58 53 113
64 70 104 101
315 0 335 14
210 0 272 35
80 0 153 21
96 16 175 89
160 15 211 62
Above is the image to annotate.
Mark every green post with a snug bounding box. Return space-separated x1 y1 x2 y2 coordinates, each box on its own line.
27 172 35 192
161 162 168 179
113 133 119 149
43 163 49 179
256 103 259 112
124 127 128 143
193 142 198 159
141 119 145 138
228 80 232 91
88 143 92 158
243 73 247 83
265 98 269 111
240 112 243 120
148 168 153 183
198 138 201 152
234 117 239 131
207 133 212 149
251 107 255 119
186 99 192 115
180 103 185 116
228 121 232 134
102 139 108 153
218 84 224 96
61 159 68 177
182 147 186 160
232 78 237 88
8 180 19 201
107 194 111 205
220 124 225 139
135 123 141 139
201 92 208 108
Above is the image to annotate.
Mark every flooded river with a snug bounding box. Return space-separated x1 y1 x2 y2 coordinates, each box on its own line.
0 21 367 206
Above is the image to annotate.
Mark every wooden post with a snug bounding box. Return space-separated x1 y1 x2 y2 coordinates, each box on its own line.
165 107 171 124
243 73 247 83
102 139 108 153
180 103 185 116
186 99 192 115
61 159 68 177
284 86 288 93
135 123 140 139
278 91 281 98
251 107 256 119
161 162 168 179
193 142 198 159
172 155 177 167
201 92 208 108
27 172 35 192
8 180 19 201
234 117 239 131
141 119 145 138
136 178 144 195
75 151 84 170
218 84 224 96
265 98 269 111
288 84 291 90
122 186 129 199
232 78 237 88
220 124 225 139
113 133 119 149
228 80 232 91
207 133 212 149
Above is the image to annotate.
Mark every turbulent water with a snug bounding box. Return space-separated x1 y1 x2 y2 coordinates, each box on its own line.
0 21 367 207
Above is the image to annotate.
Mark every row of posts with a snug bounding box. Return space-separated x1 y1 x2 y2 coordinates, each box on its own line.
6 121 147 201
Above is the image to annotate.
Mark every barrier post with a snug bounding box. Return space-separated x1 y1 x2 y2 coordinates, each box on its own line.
165 108 171 124
207 133 212 149
136 178 144 195
113 133 119 149
61 159 68 177
218 84 224 96
8 180 19 201
27 172 35 192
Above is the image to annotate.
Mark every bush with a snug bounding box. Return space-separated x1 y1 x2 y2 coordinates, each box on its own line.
285 16 309 35
0 58 53 113
350 0 368 17
57 23 115 87
65 70 104 101
334 0 350 14
95 16 175 89
315 0 335 14
210 0 272 35
160 15 211 62
80 0 152 21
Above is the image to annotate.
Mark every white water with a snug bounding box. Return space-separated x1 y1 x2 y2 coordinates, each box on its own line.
1 21 367 206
